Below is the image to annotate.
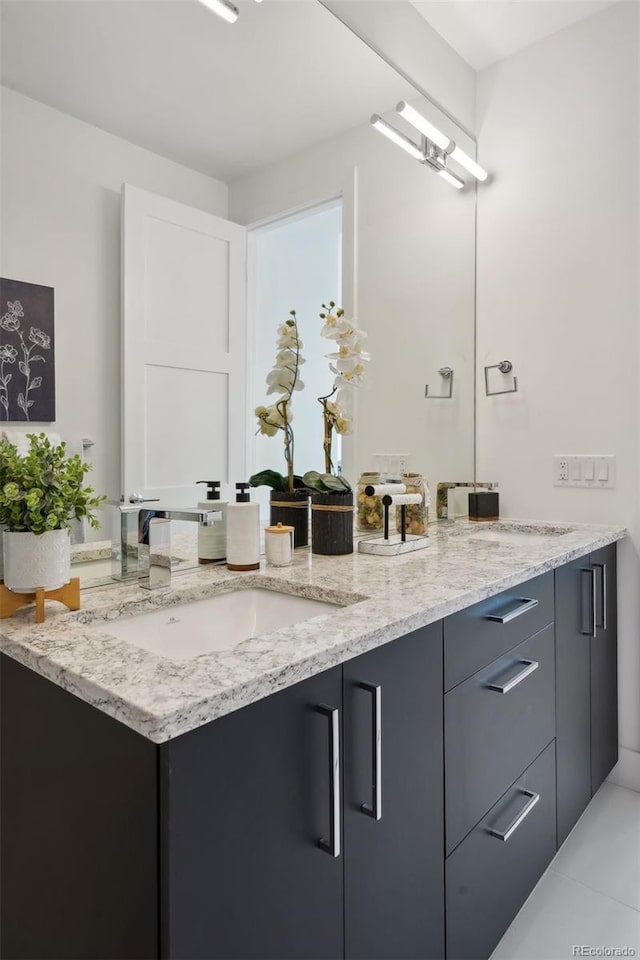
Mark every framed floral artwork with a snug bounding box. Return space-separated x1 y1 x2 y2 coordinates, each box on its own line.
0 278 55 422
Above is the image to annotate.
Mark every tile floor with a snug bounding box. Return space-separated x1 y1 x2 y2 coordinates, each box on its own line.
491 782 640 958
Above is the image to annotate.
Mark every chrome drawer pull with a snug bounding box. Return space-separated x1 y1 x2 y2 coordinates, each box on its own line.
581 568 597 639
486 597 539 624
592 562 607 630
489 789 540 842
358 682 382 821
487 659 539 694
316 704 341 858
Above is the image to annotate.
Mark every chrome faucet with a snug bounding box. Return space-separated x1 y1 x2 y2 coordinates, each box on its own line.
138 507 222 590
436 482 497 521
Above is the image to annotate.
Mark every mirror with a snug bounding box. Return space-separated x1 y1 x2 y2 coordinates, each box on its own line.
1 0 477 584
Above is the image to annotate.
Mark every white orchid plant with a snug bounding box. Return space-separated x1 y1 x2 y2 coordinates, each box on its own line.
318 301 369 475
253 310 305 493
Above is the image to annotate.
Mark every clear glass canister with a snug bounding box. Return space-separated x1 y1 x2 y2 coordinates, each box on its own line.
356 472 384 533
396 473 428 536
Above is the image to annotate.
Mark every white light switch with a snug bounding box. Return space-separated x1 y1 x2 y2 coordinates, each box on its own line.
554 455 616 488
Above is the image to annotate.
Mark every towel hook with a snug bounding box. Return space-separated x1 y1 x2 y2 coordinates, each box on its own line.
484 360 518 396
425 366 454 399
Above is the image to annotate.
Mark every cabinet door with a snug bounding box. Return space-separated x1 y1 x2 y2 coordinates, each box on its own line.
343 623 444 960
590 542 618 793
163 666 344 960
555 558 592 845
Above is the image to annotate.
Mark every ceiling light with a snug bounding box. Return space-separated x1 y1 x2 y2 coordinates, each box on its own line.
198 0 239 24
370 115 423 162
396 101 488 182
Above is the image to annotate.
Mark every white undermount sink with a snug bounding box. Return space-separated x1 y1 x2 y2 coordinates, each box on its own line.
465 523 575 546
94 588 340 662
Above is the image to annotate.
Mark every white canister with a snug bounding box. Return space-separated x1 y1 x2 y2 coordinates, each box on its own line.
265 522 294 567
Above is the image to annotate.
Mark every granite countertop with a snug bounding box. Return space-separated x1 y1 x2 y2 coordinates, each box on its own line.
0 519 626 743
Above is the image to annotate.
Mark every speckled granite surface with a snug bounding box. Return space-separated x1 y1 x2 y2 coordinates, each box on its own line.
0 519 626 743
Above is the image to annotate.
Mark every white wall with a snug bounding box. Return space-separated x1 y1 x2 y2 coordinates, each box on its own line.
322 0 476 136
476 3 640 760
0 87 228 506
250 202 342 490
230 106 476 497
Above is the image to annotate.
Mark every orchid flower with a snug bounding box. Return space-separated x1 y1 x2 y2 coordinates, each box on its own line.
254 311 303 493
318 301 369 473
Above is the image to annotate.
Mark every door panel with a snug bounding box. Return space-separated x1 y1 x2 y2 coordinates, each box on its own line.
122 184 246 503
590 543 618 793
164 667 344 960
555 558 592 845
343 624 444 960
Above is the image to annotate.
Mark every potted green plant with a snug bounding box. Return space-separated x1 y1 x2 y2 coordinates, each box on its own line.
0 433 106 592
309 301 369 555
250 310 310 547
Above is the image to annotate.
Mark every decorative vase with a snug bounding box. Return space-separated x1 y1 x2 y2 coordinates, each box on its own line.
3 529 71 593
311 491 354 556
270 490 310 548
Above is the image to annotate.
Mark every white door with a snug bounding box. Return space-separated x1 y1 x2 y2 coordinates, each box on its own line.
122 185 247 505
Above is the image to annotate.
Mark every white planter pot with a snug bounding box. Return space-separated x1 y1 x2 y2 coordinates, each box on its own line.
3 529 71 593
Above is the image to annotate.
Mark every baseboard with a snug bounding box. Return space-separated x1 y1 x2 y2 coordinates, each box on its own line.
607 746 640 793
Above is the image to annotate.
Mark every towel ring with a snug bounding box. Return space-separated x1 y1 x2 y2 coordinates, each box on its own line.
425 366 454 399
484 361 518 396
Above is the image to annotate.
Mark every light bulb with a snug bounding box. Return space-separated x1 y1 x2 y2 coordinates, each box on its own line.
449 146 488 182
370 115 423 162
199 0 239 23
397 101 488 181
396 101 450 151
438 168 464 190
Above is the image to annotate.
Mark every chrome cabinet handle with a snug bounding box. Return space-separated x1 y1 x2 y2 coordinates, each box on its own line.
486 598 539 624
592 562 607 630
489 789 540 842
581 568 597 639
316 704 341 858
486 659 539 694
359 682 382 821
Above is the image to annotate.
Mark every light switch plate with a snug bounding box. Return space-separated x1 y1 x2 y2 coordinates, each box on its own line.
553 455 616 489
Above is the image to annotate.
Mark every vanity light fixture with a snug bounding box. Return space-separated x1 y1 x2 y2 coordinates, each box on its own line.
198 0 239 24
397 100 488 182
370 114 464 190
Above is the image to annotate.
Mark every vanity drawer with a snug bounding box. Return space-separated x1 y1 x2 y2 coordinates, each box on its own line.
446 740 557 960
445 623 555 854
444 572 554 691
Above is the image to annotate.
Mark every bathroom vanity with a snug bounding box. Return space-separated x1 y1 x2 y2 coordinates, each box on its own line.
0 521 624 960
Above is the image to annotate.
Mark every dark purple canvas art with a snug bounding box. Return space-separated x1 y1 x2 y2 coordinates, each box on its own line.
0 278 56 422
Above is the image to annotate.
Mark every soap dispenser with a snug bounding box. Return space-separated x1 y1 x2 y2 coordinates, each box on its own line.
196 480 227 563
226 482 260 571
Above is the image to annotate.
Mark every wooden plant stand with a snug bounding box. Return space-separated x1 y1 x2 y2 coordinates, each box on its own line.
0 577 81 624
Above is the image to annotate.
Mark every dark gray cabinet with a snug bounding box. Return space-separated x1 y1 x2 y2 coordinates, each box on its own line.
1 626 444 960
445 624 555 853
555 543 618 845
0 547 620 960
343 622 444 960
163 663 344 960
446 742 557 960
590 544 618 793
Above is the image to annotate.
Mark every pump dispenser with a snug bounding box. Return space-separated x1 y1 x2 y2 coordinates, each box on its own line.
196 480 227 563
226 482 260 571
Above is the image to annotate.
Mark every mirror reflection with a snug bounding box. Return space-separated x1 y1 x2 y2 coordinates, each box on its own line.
1 0 477 585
